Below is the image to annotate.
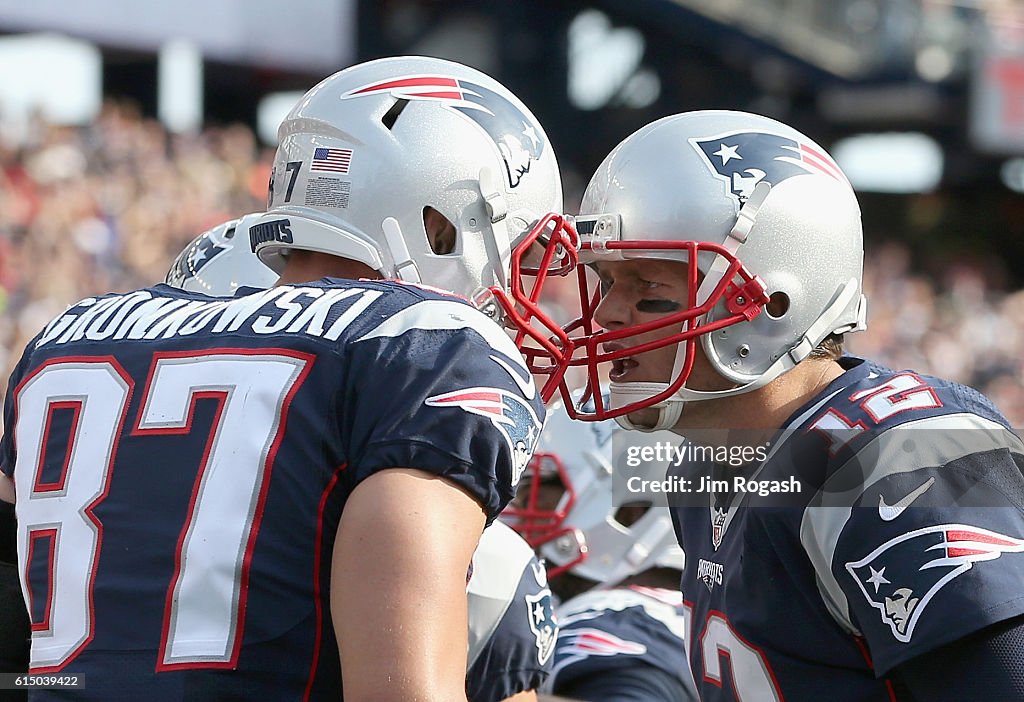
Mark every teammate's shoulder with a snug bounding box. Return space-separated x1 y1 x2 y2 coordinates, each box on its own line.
556 586 687 649
322 277 477 306
56 283 223 316
343 279 521 353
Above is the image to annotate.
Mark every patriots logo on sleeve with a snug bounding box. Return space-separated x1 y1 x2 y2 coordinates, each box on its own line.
342 75 545 189
525 588 557 665
425 387 542 487
690 130 848 204
846 524 1024 642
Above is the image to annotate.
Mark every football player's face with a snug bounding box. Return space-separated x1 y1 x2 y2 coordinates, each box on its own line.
591 258 731 427
592 258 691 385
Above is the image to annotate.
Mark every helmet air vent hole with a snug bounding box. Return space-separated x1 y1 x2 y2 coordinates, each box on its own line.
766 291 790 319
613 502 651 528
381 98 409 130
423 207 457 255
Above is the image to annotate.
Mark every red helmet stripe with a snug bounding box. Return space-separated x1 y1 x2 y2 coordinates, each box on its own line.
350 76 459 96
799 144 846 181
404 90 464 100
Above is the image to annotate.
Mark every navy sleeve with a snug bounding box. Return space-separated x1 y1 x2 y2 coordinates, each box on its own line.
832 437 1024 674
0 504 26 674
467 556 555 702
0 339 35 683
549 589 695 701
555 663 692 702
1 350 29 481
0 328 44 480
342 298 545 520
467 522 556 702
891 615 1024 701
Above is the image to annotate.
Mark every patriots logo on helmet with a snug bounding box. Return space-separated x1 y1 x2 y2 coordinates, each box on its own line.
846 524 1024 642
166 233 227 287
342 75 545 189
691 130 847 204
525 588 557 665
425 387 542 487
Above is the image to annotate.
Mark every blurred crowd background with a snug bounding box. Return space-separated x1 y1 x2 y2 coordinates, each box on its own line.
1 0 1023 426
0 104 270 392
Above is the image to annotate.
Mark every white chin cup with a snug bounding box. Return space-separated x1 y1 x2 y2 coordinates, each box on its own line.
608 382 684 432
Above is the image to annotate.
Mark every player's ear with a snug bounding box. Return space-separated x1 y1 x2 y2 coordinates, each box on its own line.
423 206 457 255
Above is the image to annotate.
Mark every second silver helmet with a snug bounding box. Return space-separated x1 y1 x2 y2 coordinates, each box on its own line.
253 55 564 306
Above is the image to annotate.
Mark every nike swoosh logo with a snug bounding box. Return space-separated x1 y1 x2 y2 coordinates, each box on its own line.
878 477 936 521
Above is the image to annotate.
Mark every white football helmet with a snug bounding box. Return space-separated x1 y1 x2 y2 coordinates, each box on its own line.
250 57 576 395
166 213 279 294
549 110 867 429
502 391 684 585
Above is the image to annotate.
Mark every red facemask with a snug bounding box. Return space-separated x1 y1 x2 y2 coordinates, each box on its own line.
502 229 770 420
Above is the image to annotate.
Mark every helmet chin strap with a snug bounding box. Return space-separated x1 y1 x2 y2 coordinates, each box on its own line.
610 382 683 432
380 217 420 282
479 165 511 290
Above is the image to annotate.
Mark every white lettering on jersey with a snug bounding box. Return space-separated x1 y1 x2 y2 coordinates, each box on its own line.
34 287 382 349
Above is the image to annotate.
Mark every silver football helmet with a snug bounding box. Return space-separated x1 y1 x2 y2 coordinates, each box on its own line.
250 57 575 388
502 391 684 585
165 213 279 294
554 110 866 429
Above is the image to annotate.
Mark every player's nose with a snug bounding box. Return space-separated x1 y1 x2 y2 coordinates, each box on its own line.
593 284 631 331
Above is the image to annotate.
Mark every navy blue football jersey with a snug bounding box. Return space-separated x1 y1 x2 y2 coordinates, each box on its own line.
0 280 544 701
672 357 1024 701
467 521 556 702
547 585 698 702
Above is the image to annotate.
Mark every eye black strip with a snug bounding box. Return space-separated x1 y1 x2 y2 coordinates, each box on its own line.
636 299 681 313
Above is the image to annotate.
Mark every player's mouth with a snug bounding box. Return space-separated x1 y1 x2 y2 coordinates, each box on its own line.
606 344 639 381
